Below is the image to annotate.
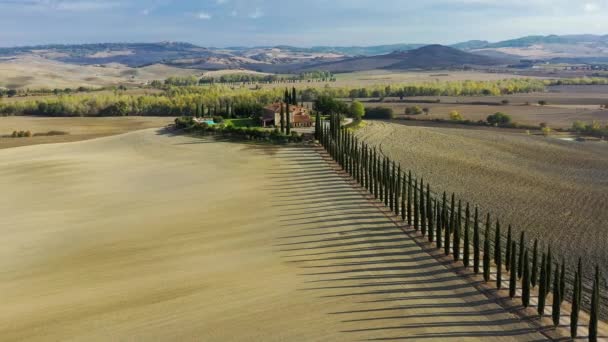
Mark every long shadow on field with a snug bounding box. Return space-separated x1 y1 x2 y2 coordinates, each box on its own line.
270 149 542 340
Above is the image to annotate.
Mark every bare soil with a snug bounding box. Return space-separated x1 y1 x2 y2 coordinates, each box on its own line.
356 121 608 278
0 129 546 341
0 116 174 149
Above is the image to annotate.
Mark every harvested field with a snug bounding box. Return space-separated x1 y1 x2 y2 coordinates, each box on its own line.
0 116 174 149
0 129 546 341
356 121 608 278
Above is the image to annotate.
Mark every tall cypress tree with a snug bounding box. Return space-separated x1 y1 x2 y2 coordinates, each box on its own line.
518 231 525 279
538 253 547 316
401 174 406 221
280 102 285 133
436 199 443 250
384 158 390 206
426 184 432 237
589 266 600 342
509 242 517 298
315 111 321 140
395 166 402 216
473 207 480 274
552 264 561 327
420 178 426 236
454 200 462 262
463 203 470 268
286 102 291 135
522 249 530 308
389 163 395 211
546 246 552 296
483 214 491 283
495 219 502 289
407 171 412 226
444 203 451 257
571 270 580 338
449 193 455 235
428 199 435 242
531 239 539 288
292 86 297 105
505 225 512 272
413 178 419 231
559 260 566 304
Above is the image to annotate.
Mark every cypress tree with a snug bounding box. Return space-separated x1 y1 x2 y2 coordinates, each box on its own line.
286 102 291 135
413 178 419 231
518 231 525 279
589 266 600 342
420 179 426 236
559 259 566 304
505 225 512 272
395 165 402 216
426 184 432 237
454 200 462 262
495 219 502 289
315 111 321 140
538 253 547 316
546 246 552 296
463 203 470 268
436 199 443 249
407 171 412 226
509 242 517 298
444 204 451 256
292 86 297 105
280 102 285 133
552 264 561 327
473 207 480 274
401 174 406 221
571 270 580 338
428 199 435 242
522 249 530 308
483 214 491 283
389 163 395 211
449 193 455 235
577 258 583 309
384 158 390 206
531 239 539 288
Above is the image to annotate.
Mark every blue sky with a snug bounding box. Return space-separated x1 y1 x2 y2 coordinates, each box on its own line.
0 0 607 47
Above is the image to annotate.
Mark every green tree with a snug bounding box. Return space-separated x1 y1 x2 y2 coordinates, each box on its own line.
522 249 530 308
552 264 561 326
495 220 502 289
559 260 566 304
487 112 512 126
349 101 365 121
518 232 525 279
280 102 285 133
509 242 517 298
571 269 580 338
286 103 291 135
483 214 491 282
463 203 470 268
531 239 539 288
473 207 480 274
546 246 552 296
453 201 462 262
589 266 600 342
505 225 512 272
538 253 547 316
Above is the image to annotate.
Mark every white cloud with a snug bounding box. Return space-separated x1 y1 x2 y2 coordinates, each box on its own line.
584 2 600 12
197 11 212 19
248 8 263 19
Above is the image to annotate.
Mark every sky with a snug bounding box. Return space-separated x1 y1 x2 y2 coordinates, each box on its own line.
0 0 607 47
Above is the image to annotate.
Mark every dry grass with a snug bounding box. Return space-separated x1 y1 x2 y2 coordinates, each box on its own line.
0 116 174 149
0 129 549 341
0 56 202 89
356 121 608 277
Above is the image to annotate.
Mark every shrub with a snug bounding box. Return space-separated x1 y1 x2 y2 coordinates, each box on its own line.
502 100 510 105
405 106 423 115
487 112 512 126
538 100 547 106
365 107 394 119
449 110 464 121
542 126 552 136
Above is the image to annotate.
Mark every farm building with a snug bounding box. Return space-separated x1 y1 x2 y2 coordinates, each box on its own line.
261 103 313 128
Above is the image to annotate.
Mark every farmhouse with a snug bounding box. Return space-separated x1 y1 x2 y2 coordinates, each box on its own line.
261 103 312 128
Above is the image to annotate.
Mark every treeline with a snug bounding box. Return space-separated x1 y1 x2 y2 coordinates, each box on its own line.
548 78 608 86
1 79 547 117
0 86 107 98
316 118 606 339
156 71 335 88
572 121 608 138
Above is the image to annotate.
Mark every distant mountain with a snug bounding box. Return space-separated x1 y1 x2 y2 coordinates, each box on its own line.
1 34 608 74
299 45 506 72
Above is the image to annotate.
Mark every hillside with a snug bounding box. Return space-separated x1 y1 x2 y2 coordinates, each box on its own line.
301 45 506 72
